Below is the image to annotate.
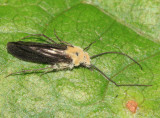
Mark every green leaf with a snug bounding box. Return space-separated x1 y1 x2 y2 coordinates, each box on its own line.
87 0 160 43
0 1 160 117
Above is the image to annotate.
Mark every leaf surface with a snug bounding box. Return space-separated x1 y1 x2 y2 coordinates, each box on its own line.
0 1 160 117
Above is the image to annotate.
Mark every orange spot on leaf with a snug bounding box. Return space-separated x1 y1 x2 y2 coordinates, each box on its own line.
126 100 138 113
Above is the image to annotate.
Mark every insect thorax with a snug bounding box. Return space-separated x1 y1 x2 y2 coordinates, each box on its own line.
65 46 91 67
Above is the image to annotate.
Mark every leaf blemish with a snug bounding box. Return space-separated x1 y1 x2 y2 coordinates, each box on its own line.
126 100 138 113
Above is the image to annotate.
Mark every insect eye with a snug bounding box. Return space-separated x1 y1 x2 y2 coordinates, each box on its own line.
75 52 79 56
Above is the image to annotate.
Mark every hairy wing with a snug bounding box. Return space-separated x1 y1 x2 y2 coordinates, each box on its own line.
7 41 72 64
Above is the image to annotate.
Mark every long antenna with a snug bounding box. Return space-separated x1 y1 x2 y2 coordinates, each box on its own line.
91 64 152 87
91 52 142 70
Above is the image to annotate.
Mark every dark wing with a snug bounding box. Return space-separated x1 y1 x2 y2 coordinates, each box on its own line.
7 41 72 64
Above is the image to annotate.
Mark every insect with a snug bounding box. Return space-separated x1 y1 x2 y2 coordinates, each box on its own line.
7 30 151 87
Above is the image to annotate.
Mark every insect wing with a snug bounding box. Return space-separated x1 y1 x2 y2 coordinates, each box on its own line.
7 41 72 64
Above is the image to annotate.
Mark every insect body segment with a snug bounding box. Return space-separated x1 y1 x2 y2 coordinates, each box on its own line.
65 46 90 67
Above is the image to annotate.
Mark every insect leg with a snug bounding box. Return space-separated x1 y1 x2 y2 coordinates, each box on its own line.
40 64 71 76
21 34 57 44
84 41 96 51
54 29 73 46
91 64 152 87
40 69 56 76
91 51 142 70
6 67 53 77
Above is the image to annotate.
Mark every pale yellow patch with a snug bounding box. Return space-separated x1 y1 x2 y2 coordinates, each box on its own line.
65 46 90 67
